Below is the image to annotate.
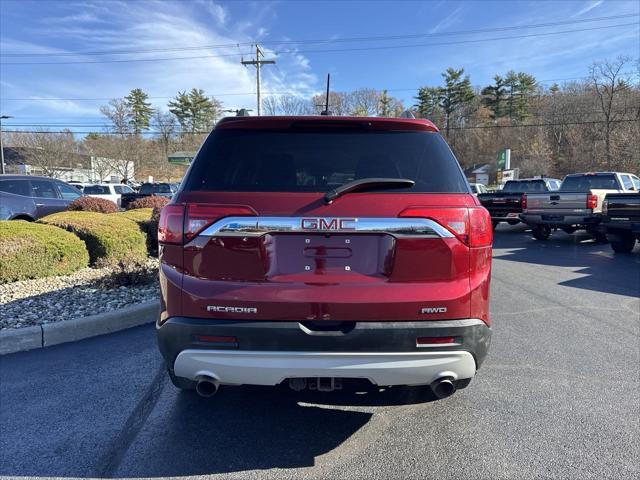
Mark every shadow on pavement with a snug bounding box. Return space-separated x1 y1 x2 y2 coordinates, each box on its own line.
117 381 437 477
493 225 640 297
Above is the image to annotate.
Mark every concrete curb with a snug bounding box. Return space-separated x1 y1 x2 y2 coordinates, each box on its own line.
0 300 159 356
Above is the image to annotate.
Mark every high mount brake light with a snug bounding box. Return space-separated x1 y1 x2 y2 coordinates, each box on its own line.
587 193 598 210
399 207 492 247
157 204 256 245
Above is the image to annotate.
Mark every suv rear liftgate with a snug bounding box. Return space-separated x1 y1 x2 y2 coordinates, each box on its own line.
156 116 492 400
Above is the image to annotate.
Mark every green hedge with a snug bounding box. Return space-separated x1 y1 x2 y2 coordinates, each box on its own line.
39 211 147 267
114 208 158 256
0 221 89 283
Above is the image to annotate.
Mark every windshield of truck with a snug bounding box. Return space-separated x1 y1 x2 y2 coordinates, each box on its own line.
184 130 469 193
560 174 619 191
502 180 548 192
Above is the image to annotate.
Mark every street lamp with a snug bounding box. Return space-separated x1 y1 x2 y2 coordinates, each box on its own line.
0 115 13 175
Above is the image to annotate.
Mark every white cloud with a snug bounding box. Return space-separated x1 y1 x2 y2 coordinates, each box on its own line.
574 0 604 17
1 0 318 118
429 5 464 34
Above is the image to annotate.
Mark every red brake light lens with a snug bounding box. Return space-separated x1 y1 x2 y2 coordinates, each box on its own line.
399 207 492 247
158 205 185 245
417 336 458 346
521 193 527 210
587 193 597 210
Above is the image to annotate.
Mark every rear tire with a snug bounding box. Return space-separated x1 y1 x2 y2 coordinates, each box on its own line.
610 233 636 253
168 368 197 391
492 221 499 230
593 232 608 244
507 220 519 226
532 225 551 241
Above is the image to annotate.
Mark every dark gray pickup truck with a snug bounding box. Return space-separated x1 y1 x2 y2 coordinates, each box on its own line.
119 182 178 209
601 192 640 253
478 178 560 228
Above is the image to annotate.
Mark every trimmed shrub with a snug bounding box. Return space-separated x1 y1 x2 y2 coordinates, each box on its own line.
0 221 89 283
39 211 147 267
68 196 118 213
114 208 158 256
127 196 169 210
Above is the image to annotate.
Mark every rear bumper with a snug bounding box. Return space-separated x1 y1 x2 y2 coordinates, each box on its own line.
520 213 601 226
158 318 491 386
174 349 476 387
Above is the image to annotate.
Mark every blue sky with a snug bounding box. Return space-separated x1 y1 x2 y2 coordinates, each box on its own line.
0 0 638 132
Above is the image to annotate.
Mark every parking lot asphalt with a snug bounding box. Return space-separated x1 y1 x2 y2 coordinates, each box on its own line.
1 225 638 480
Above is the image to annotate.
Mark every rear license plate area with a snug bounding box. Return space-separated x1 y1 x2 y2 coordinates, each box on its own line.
542 215 564 221
265 234 394 277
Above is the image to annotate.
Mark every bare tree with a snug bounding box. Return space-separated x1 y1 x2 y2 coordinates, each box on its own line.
349 88 381 116
262 96 279 116
153 110 178 158
11 130 78 178
589 56 632 169
100 99 132 135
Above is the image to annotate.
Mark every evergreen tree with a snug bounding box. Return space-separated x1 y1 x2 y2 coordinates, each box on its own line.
481 75 508 119
504 71 537 121
124 88 154 134
439 67 475 137
168 89 223 134
414 86 441 119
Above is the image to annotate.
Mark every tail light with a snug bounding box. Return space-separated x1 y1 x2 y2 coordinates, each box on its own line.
602 199 608 215
417 336 459 346
521 194 527 210
158 203 256 245
399 207 493 247
586 192 598 210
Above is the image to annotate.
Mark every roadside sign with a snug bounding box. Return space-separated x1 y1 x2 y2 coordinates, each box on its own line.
168 152 195 165
500 168 520 183
497 149 511 170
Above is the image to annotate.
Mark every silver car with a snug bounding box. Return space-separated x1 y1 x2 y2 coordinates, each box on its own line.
0 175 83 220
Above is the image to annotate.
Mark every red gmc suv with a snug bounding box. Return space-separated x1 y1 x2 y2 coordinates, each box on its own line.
157 115 492 400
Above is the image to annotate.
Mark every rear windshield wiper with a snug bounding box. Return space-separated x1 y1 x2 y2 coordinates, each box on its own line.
324 177 415 204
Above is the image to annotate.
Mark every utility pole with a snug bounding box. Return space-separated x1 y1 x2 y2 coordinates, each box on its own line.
241 45 275 116
0 115 13 175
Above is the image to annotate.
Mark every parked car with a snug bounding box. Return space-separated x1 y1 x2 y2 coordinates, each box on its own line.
469 183 488 195
68 181 88 192
0 175 83 220
83 183 135 207
478 178 561 228
156 115 493 400
120 182 177 209
520 172 639 241
600 192 640 253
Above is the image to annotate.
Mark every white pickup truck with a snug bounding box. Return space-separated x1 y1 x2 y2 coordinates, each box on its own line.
520 172 640 241
83 183 135 207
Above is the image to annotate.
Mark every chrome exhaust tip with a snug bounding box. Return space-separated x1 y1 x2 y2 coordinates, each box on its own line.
195 376 220 397
431 378 456 399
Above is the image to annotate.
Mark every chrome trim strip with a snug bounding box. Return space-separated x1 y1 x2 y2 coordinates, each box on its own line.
198 216 454 238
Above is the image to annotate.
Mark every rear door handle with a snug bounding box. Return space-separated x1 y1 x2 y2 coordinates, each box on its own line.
35 203 45 207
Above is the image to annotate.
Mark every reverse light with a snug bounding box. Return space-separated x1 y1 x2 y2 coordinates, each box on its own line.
587 192 598 210
399 207 493 247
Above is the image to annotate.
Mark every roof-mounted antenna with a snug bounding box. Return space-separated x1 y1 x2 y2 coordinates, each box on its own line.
320 73 332 115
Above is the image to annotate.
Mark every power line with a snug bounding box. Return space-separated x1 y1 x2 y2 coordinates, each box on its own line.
3 118 637 135
2 73 638 103
2 22 637 66
2 13 635 58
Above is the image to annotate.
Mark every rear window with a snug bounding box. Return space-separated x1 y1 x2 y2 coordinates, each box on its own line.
84 185 110 194
560 174 619 191
184 130 468 193
140 183 172 194
502 180 549 192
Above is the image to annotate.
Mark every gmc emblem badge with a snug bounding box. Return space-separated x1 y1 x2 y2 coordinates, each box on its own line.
301 218 357 231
